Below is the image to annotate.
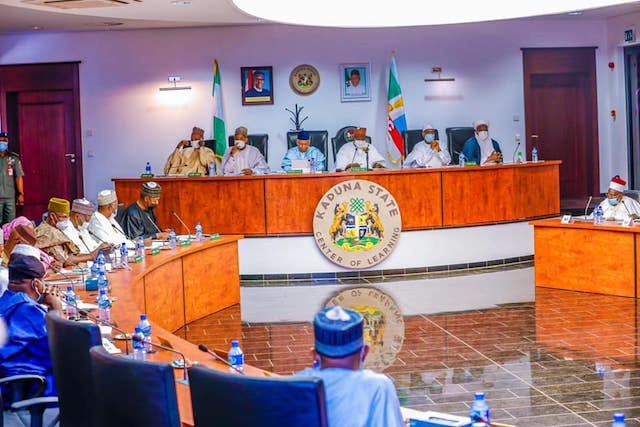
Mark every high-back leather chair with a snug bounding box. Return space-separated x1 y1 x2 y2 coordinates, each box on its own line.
445 127 475 164
189 365 328 427
402 129 440 157
286 130 329 171
331 126 371 163
46 313 102 427
89 346 181 427
227 134 269 162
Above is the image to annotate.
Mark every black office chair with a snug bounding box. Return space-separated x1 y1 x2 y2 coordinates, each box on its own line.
331 126 371 164
286 130 329 171
46 312 101 427
402 129 440 157
189 365 328 427
227 134 269 162
445 127 475 164
0 374 58 427
89 346 181 427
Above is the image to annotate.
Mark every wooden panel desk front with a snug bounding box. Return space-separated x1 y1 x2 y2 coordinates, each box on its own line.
113 161 560 236
531 219 640 297
73 236 261 426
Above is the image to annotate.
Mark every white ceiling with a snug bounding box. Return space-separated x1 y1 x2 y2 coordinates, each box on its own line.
0 0 639 33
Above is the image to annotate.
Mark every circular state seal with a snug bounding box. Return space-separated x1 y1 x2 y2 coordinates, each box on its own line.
325 287 404 372
313 179 401 269
289 64 320 96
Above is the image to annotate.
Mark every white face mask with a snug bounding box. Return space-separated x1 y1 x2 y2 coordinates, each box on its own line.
477 131 490 142
56 219 70 231
354 140 368 149
80 222 90 232
235 140 246 149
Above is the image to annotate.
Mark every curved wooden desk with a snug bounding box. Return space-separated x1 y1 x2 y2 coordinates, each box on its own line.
113 161 560 236
76 236 266 426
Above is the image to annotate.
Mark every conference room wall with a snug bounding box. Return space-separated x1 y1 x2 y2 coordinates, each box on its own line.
0 18 613 203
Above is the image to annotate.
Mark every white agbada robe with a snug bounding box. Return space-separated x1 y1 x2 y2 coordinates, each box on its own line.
593 195 640 221
62 224 99 254
221 145 269 175
335 141 387 171
404 141 451 168
88 211 135 249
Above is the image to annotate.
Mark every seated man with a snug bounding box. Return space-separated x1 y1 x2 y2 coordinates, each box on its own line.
595 175 640 221
62 198 100 255
89 189 136 248
35 198 109 267
164 126 216 175
296 306 404 427
461 119 502 165
335 127 386 171
221 126 269 176
0 251 62 404
281 130 326 172
121 182 169 240
404 125 451 168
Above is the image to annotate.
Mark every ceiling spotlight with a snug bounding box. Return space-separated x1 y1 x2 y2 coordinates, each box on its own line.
567 11 583 15
32 26 41 30
171 1 192 5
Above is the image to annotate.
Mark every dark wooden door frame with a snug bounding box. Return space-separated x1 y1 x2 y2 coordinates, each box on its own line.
522 47 599 197
0 61 83 198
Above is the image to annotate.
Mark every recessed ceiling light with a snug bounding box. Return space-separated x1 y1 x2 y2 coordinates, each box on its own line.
568 11 583 15
233 0 637 27
32 26 41 30
171 1 192 5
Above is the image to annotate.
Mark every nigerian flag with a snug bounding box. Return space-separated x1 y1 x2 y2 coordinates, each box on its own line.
387 54 407 164
212 60 226 159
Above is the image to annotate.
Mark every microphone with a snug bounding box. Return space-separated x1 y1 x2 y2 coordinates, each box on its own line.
584 196 593 219
198 344 245 375
363 145 370 171
78 309 131 356
171 210 192 237
512 136 521 163
132 335 189 384
349 142 359 169
622 200 635 222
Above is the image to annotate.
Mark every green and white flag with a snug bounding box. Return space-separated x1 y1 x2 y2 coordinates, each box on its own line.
212 60 226 159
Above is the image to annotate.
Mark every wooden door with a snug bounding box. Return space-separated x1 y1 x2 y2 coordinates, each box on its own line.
523 48 599 199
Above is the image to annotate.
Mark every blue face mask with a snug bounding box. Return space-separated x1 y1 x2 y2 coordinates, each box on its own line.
608 198 619 206
0 142 8 152
424 134 435 143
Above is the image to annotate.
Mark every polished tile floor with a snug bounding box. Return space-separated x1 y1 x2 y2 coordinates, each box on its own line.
177 287 640 426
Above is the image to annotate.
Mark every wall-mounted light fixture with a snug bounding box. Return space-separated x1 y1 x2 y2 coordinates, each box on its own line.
159 75 192 91
424 67 455 82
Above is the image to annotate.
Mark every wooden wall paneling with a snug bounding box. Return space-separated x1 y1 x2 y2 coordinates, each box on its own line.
514 164 560 218
143 257 186 332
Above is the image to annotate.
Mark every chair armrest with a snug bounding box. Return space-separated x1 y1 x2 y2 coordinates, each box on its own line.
0 374 47 400
0 375 45 386
10 396 58 411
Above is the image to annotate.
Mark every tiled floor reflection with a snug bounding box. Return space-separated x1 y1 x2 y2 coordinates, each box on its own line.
177 287 640 426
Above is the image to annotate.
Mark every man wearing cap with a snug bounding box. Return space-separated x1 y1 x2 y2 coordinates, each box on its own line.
164 126 217 175
35 197 108 266
62 198 100 255
335 127 387 172
296 306 404 427
404 125 451 168
593 175 640 221
221 126 269 176
281 130 326 172
89 189 136 249
0 252 62 403
461 120 502 165
121 182 169 240
0 132 24 225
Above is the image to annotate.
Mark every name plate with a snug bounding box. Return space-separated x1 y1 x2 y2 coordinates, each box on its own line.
464 161 477 166
187 172 202 177
150 248 161 255
134 255 143 263
349 167 368 172
286 169 304 174
140 173 154 178
560 215 572 224
623 217 634 227
209 233 221 240
180 240 192 246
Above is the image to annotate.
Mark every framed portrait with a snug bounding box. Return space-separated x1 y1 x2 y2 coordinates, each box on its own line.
241 66 274 105
340 63 371 102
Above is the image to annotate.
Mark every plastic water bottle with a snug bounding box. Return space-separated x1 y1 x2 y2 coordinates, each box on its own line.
594 205 604 225
145 161 151 174
168 229 177 250
195 222 203 242
132 327 146 361
208 161 215 176
138 314 152 352
65 286 78 320
228 340 244 373
90 260 99 279
120 242 128 267
97 289 111 323
612 413 627 427
136 236 145 259
96 250 106 274
469 392 490 424
97 271 108 294
532 146 538 162
459 152 465 167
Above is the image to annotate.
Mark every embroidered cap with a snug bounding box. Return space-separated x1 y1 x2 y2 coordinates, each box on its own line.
71 198 95 215
609 175 626 193
297 130 310 141
141 181 162 198
97 189 117 206
314 306 364 357
48 197 70 214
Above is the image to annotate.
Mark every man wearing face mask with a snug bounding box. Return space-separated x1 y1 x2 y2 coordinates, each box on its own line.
404 125 451 168
0 251 62 404
35 198 109 267
0 132 25 225
296 306 404 427
61 198 100 255
221 126 269 176
592 175 640 221
461 119 503 165
89 189 136 249
281 130 326 172
163 126 216 175
121 182 170 240
335 127 387 172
